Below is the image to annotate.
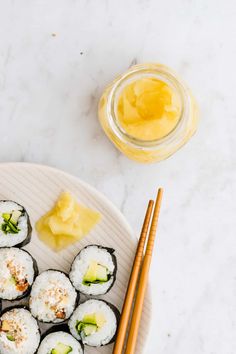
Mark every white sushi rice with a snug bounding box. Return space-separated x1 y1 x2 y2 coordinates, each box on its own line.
0 201 29 247
69 245 116 295
0 308 40 354
0 248 35 300
69 300 117 347
37 331 83 354
29 270 77 323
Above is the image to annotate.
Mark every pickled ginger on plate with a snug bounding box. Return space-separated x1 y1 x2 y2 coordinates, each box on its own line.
36 192 101 252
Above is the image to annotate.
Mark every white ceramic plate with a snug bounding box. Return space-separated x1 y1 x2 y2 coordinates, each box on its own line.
0 163 151 354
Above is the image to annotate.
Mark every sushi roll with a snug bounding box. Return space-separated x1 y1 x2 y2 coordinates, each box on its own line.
29 270 78 323
0 307 40 354
69 245 117 296
68 299 120 347
0 248 38 300
38 326 83 354
0 201 32 248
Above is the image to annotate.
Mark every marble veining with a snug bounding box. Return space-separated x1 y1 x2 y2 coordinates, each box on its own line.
1 1 236 353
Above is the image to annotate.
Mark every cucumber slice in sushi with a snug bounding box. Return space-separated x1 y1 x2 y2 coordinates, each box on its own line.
0 201 32 248
69 245 117 296
68 299 120 347
38 325 83 354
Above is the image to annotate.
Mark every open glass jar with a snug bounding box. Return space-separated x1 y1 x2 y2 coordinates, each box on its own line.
98 63 198 163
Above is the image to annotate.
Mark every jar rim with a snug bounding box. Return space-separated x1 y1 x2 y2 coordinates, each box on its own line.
106 63 191 149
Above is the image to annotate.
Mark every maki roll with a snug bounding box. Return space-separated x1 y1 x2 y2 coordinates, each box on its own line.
0 307 40 354
38 327 83 354
68 299 120 347
0 201 32 248
0 248 38 300
69 245 117 296
29 270 78 323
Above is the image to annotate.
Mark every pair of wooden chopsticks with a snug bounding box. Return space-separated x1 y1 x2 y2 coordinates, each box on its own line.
113 188 163 354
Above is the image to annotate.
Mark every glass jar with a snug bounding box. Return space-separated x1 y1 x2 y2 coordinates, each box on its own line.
98 63 198 163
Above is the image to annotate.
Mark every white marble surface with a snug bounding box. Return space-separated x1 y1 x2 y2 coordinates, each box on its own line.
0 1 236 353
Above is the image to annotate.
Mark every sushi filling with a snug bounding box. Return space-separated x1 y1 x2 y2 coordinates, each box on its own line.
50 342 72 354
32 284 68 320
38 286 68 320
76 312 106 339
1 211 22 235
82 261 110 285
0 319 18 343
5 259 29 292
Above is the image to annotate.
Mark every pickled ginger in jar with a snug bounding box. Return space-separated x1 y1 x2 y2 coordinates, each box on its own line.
98 63 198 163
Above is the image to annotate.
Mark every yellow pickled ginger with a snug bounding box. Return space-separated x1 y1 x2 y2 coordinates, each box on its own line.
36 192 101 252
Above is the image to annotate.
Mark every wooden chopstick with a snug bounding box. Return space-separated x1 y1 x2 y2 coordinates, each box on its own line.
125 188 163 354
113 200 154 354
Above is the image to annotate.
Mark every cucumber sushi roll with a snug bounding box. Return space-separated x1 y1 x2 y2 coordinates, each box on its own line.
0 201 32 248
29 270 78 323
0 307 40 354
68 299 120 347
0 248 38 300
69 245 117 296
38 328 83 354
